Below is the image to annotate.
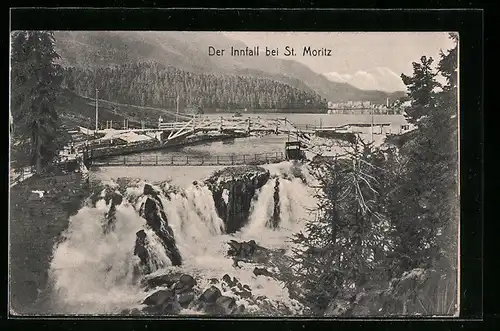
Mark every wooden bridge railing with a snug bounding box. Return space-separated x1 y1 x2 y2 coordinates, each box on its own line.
91 152 287 167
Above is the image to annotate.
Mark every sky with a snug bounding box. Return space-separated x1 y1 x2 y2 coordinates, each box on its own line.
223 32 455 91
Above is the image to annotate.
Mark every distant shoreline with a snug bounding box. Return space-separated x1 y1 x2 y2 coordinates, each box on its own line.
200 109 402 115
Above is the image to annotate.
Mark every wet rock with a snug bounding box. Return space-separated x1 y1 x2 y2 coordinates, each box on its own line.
215 296 237 314
253 267 274 278
222 274 238 287
143 183 156 196
122 307 143 315
199 286 222 303
205 166 270 233
269 177 280 229
233 289 252 299
141 305 163 315
178 292 195 308
139 184 183 267
179 274 197 287
134 230 150 274
103 191 123 234
129 308 143 315
227 239 271 265
144 273 181 289
233 304 246 315
163 300 182 315
173 274 197 294
142 289 175 306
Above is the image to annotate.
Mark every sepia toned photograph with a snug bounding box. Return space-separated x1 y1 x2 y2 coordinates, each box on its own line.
9 30 459 317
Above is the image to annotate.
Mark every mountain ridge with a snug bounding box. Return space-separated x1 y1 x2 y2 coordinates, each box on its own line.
53 31 406 104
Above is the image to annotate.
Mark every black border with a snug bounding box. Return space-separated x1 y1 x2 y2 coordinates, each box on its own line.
6 7 484 331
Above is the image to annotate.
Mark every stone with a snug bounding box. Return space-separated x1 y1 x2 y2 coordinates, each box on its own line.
178 292 195 308
144 273 181 289
134 230 150 274
139 194 183 267
222 274 238 287
199 286 222 303
209 278 219 284
129 308 143 315
142 289 175 306
179 274 197 287
227 240 271 265
233 289 252 299
173 274 197 294
205 166 270 233
233 304 246 315
215 296 237 315
163 300 182 315
143 183 156 196
141 305 163 315
253 267 274 277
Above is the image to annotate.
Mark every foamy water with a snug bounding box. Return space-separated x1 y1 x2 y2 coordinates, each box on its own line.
49 161 318 315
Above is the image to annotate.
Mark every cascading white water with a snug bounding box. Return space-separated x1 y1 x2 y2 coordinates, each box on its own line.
48 161 318 315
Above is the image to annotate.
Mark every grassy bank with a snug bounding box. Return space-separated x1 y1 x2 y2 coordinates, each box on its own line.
9 172 90 315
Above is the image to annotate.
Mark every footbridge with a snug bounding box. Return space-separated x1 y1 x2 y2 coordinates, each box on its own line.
77 115 388 165
94 116 317 141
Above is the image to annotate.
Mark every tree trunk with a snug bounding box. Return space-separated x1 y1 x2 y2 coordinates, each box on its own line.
35 125 42 174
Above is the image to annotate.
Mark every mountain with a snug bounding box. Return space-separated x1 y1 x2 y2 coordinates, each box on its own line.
53 31 405 104
323 67 406 93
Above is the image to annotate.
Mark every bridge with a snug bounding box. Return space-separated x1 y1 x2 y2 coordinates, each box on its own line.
90 151 287 167
94 116 317 140
84 115 383 146
75 115 394 166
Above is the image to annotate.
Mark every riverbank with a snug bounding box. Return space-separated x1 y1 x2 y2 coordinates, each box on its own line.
9 171 90 315
89 132 246 160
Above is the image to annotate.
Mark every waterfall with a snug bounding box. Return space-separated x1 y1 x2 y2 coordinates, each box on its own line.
48 161 318 315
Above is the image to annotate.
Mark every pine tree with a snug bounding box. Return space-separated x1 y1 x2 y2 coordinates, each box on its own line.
11 31 63 172
387 33 459 278
400 56 441 125
287 140 393 315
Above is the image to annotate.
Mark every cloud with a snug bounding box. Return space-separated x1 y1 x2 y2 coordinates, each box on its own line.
323 67 406 92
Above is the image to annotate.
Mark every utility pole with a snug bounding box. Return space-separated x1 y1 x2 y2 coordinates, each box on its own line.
176 95 180 124
371 106 374 143
95 88 99 132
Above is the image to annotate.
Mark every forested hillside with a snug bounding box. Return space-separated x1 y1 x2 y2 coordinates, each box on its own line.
62 62 328 111
54 31 404 105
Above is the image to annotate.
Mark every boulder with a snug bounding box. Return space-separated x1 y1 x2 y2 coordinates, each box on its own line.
227 240 271 265
205 166 270 233
139 184 183 267
269 177 280 229
215 296 237 315
209 278 219 284
143 273 182 289
253 267 274 278
173 274 197 294
233 304 246 315
134 230 151 274
103 191 123 234
142 289 175 306
143 183 156 196
178 292 195 308
199 286 222 303
163 300 182 315
221 274 237 287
